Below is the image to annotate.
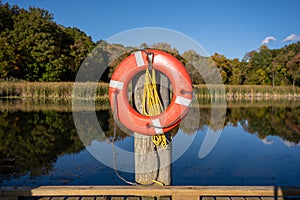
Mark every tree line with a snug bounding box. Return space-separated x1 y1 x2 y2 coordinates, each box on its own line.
1 2 300 86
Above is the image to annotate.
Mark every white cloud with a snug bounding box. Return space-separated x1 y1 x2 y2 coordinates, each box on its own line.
283 34 300 42
261 36 276 45
261 137 274 145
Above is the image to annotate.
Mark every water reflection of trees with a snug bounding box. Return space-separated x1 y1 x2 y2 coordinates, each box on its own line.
225 106 300 144
184 105 300 144
0 111 84 183
0 109 138 183
103 103 300 145
1 104 300 183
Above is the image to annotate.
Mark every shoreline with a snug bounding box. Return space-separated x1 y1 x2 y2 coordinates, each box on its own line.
1 82 300 100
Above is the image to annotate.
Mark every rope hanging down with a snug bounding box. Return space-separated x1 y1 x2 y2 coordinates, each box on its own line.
112 92 163 186
141 52 169 149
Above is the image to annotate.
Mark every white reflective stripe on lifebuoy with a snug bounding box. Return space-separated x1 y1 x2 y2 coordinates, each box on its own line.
109 80 124 90
175 96 192 107
152 119 163 134
134 51 145 67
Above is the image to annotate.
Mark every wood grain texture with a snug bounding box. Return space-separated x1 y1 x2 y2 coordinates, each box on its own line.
133 71 171 186
2 186 300 197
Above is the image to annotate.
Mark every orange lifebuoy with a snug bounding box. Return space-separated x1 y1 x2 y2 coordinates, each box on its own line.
109 49 193 135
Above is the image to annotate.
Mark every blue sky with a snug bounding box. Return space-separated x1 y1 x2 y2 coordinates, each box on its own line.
3 0 300 59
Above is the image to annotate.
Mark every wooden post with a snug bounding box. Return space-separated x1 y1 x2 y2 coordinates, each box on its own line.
133 71 172 188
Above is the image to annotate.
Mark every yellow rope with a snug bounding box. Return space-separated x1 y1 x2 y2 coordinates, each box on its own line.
142 68 168 149
152 180 165 186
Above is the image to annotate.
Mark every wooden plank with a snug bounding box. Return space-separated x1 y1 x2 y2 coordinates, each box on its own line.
201 197 215 200
65 197 81 200
81 197 98 200
156 197 172 200
126 197 140 200
260 198 284 200
110 197 125 200
2 186 300 198
130 197 153 200
172 195 198 200
95 197 107 200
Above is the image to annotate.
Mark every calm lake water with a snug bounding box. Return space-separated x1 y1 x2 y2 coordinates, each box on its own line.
1 99 300 186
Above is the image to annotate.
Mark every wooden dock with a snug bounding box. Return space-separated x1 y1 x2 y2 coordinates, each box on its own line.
1 186 300 200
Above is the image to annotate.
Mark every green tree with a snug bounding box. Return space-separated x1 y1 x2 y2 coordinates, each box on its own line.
287 52 300 87
0 1 16 32
228 58 243 85
0 37 15 78
3 7 66 81
0 2 95 81
245 46 274 85
272 50 289 86
63 27 95 81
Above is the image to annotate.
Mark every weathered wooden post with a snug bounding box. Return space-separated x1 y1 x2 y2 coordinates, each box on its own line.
133 71 172 188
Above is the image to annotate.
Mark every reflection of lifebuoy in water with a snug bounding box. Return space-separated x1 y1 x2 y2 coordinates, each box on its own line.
109 49 193 135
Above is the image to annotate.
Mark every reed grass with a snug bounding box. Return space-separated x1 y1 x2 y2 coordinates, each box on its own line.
194 84 300 100
0 82 109 100
1 82 300 100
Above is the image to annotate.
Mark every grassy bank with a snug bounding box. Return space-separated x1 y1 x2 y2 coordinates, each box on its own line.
1 82 300 100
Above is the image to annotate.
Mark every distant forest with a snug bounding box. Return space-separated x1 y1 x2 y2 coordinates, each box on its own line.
1 2 300 86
